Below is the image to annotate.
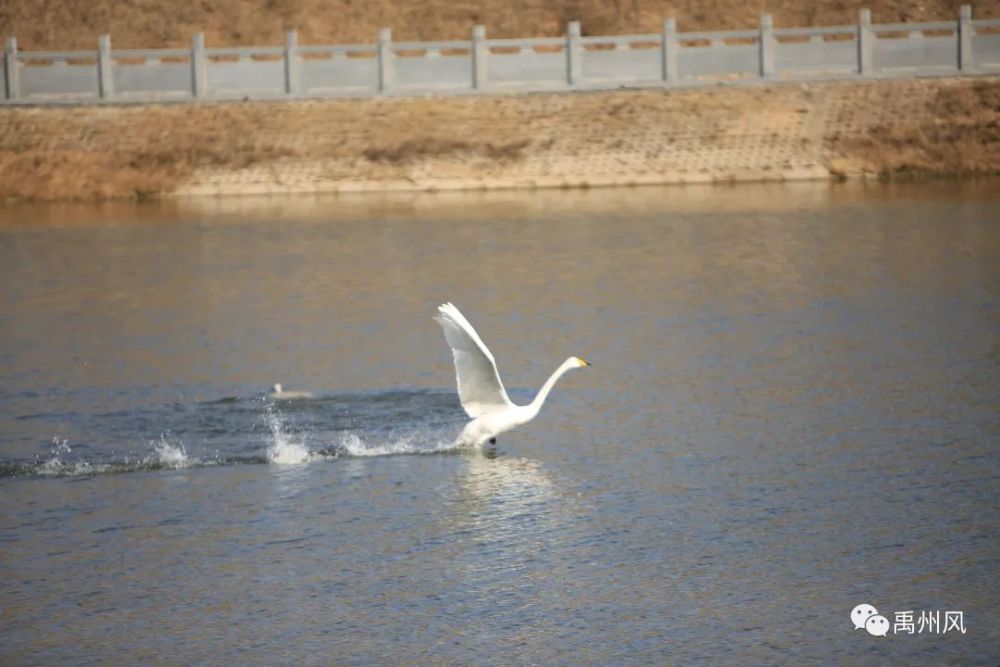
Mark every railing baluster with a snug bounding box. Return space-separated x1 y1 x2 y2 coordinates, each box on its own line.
958 4 973 72
472 25 488 90
377 28 393 92
759 14 775 79
191 33 208 98
566 21 582 86
97 34 114 99
662 18 678 83
3 36 18 101
285 29 301 95
858 9 874 76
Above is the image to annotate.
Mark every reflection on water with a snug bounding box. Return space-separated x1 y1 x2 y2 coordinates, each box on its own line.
3 178 998 229
0 180 997 664
455 454 557 527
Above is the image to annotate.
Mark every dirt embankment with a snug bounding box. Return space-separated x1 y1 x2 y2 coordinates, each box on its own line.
2 0 998 50
0 78 997 201
828 80 1000 177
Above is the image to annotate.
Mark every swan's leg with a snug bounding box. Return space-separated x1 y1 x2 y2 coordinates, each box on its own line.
483 437 499 458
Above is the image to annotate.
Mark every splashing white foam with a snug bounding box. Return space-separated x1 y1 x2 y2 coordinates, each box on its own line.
150 435 190 468
336 430 459 457
266 410 313 465
35 438 110 476
38 438 71 474
36 438 100 475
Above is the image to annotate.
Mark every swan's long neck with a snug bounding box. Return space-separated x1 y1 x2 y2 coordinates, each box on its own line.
527 358 579 415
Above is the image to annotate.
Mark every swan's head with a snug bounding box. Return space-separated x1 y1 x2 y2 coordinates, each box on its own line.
272 383 283 394
573 357 591 368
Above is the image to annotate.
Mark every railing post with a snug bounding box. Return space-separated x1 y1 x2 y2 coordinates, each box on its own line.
3 36 19 101
97 34 114 99
958 4 973 71
566 21 583 86
661 18 678 83
758 14 775 78
284 29 301 95
471 24 488 89
377 27 393 92
191 33 208 98
858 8 874 75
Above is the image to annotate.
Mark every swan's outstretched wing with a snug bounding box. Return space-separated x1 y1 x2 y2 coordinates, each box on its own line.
435 302 514 418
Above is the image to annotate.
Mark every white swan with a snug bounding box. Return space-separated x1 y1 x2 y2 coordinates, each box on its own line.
269 383 315 400
435 302 590 447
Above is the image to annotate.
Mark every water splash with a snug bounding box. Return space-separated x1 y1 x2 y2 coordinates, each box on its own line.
336 430 460 457
33 438 107 475
265 408 313 465
148 435 191 469
2 392 467 478
38 437 70 470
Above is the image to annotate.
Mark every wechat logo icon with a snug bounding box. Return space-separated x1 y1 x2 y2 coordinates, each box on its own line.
851 603 889 637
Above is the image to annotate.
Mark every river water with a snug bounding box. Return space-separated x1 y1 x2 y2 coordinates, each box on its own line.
0 181 997 664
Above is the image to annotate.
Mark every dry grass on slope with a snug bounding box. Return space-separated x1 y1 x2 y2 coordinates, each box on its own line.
0 97 540 201
2 0 997 49
0 105 296 200
2 79 998 202
831 80 1000 178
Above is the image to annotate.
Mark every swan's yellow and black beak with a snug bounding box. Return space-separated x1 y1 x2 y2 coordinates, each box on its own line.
577 357 592 368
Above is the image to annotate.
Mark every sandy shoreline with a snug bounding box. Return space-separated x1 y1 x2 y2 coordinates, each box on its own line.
1 76 997 202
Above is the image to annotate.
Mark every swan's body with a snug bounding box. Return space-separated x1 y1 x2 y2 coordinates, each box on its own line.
269 383 314 400
434 302 589 447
